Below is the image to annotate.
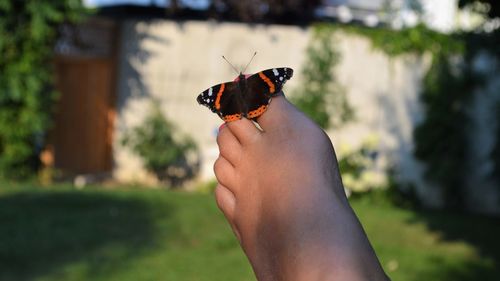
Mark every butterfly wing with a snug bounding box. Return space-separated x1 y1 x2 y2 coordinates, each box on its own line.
197 82 244 122
244 67 294 119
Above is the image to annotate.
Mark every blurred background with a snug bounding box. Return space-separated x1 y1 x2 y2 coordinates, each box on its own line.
0 0 499 280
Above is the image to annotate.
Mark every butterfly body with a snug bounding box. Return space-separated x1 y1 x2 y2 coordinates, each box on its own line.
197 68 293 122
234 73 249 116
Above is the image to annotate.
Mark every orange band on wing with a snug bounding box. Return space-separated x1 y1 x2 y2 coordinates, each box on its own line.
223 113 242 122
258 72 275 94
214 83 225 110
247 105 267 119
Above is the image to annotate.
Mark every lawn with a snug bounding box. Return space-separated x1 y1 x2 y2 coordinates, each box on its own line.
0 184 498 281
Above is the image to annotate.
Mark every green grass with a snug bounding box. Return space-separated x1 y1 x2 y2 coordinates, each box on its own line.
353 197 500 281
0 184 498 281
0 184 253 281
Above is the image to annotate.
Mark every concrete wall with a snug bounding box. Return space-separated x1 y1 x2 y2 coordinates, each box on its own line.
113 19 499 213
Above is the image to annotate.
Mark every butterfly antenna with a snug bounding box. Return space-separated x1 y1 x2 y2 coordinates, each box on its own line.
222 55 240 75
242 52 257 74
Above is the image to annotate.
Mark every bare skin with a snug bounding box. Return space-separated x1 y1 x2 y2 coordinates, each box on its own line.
214 94 390 281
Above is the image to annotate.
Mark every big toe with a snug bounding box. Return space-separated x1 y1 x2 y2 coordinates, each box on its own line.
256 94 295 130
257 94 314 131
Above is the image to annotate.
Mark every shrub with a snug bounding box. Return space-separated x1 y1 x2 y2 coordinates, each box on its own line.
122 105 199 187
338 136 387 194
292 24 354 129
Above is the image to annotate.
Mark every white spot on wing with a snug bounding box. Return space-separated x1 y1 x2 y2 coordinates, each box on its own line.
272 68 279 76
208 87 213 96
279 76 283 81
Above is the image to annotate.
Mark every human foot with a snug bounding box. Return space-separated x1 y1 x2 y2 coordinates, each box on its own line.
214 95 389 281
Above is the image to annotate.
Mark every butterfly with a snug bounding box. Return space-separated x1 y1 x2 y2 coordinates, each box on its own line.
197 67 294 122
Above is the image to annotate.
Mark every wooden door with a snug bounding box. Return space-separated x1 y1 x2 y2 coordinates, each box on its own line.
52 57 115 174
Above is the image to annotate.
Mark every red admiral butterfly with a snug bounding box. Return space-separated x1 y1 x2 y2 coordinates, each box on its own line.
197 55 293 122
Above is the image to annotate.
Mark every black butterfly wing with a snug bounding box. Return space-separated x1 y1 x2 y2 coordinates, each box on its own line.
244 67 294 119
197 82 244 122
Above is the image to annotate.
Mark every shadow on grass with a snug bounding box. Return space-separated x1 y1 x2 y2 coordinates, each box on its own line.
0 190 172 281
409 209 500 281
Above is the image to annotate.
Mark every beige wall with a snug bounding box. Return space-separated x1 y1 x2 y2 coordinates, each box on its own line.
113 19 499 213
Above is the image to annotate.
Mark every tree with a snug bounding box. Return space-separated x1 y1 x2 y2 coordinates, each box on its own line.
0 1 85 179
122 104 199 187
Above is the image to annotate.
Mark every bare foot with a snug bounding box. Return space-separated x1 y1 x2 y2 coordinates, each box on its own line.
214 95 389 281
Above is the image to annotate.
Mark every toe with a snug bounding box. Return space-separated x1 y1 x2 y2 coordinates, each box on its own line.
258 94 319 133
256 94 294 130
217 124 242 165
226 118 261 146
214 184 241 241
214 156 237 188
214 183 236 219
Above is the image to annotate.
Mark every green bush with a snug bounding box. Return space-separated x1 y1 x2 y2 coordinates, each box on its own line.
338 136 387 194
336 23 474 209
0 1 85 179
414 54 476 208
292 24 354 129
122 105 199 187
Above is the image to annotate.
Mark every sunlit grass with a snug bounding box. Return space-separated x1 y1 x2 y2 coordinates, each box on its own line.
0 184 498 281
354 196 500 281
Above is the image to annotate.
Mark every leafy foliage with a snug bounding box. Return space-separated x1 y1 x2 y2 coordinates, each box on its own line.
340 14 500 209
340 23 464 57
292 24 354 129
122 105 199 187
0 0 85 179
337 23 476 208
293 23 488 209
338 136 386 194
414 55 476 208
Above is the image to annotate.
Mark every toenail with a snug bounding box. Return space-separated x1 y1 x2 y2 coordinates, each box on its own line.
219 123 226 132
